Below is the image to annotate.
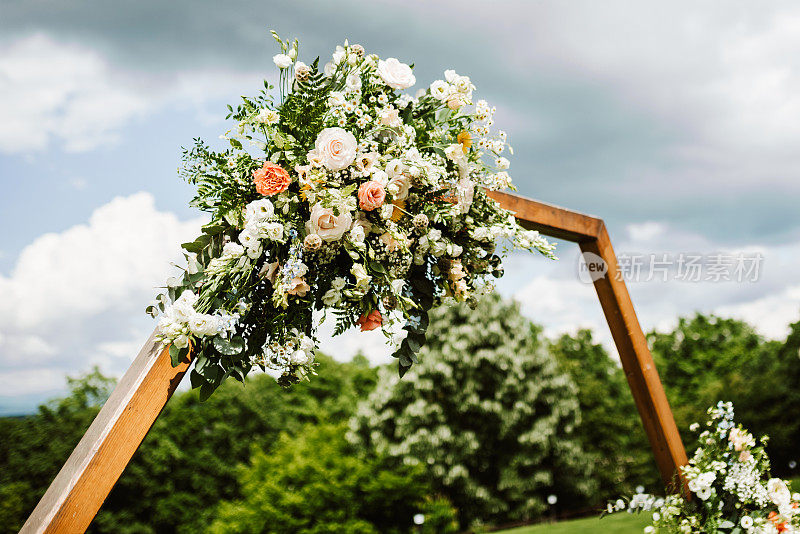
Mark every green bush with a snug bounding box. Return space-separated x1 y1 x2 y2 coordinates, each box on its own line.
209 424 457 534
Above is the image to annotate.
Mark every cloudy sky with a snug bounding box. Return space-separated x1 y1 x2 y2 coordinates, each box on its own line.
1 0 799 414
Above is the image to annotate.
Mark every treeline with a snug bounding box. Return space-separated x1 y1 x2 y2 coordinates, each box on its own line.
0 295 798 532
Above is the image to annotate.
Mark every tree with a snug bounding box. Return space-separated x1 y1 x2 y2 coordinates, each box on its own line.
0 355 378 534
647 314 774 440
0 368 114 534
732 317 800 476
349 294 594 528
550 329 660 500
209 424 458 534
93 353 378 533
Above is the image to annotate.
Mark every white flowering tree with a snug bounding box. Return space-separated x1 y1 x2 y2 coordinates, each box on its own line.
348 294 595 527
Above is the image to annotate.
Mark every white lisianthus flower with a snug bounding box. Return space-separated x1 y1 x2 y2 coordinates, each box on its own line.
495 156 510 170
444 69 457 83
322 289 341 306
379 203 395 219
173 334 191 349
767 479 791 505
314 127 357 170
331 277 347 291
346 72 362 92
262 222 285 242
222 242 245 258
351 263 371 289
188 314 221 337
391 279 405 294
471 227 493 241
273 54 293 69
377 58 416 89
378 107 402 128
349 224 365 244
444 144 463 161
290 349 310 365
429 80 450 100
332 45 346 65
245 198 275 221
256 108 279 125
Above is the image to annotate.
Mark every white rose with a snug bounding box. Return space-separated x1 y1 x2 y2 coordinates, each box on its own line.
273 54 293 69
377 58 416 90
471 227 492 241
314 127 357 170
305 203 352 242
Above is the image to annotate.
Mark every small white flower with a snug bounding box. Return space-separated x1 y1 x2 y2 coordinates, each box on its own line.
256 108 279 125
741 516 753 529
495 156 510 170
272 53 293 69
429 80 450 100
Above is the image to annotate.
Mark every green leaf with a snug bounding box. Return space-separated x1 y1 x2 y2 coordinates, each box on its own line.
198 380 217 401
202 222 227 235
168 344 182 366
213 336 245 356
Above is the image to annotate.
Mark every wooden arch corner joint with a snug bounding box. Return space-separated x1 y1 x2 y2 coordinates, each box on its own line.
23 191 688 533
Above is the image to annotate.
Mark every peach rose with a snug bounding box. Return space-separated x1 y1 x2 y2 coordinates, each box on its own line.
305 203 352 242
314 127 357 170
287 277 310 297
358 180 386 211
253 162 291 196
356 309 382 331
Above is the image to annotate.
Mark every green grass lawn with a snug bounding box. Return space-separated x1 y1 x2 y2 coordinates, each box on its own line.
496 512 651 534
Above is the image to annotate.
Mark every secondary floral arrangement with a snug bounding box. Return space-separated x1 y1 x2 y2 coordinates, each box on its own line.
606 402 799 533
148 32 555 398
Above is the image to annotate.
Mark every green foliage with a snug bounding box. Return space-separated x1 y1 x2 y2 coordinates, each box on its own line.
209 424 456 534
93 353 377 533
648 314 774 439
732 318 800 476
0 368 114 534
550 330 660 501
351 294 595 528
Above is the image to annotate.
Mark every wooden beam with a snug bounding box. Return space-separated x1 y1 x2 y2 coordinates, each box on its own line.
20 332 190 534
580 225 688 488
22 191 688 532
486 190 603 242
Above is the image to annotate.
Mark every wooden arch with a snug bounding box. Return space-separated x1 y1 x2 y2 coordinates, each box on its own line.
21 191 688 533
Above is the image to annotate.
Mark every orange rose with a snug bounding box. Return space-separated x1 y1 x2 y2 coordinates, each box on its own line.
356 310 382 331
358 180 386 211
253 162 291 196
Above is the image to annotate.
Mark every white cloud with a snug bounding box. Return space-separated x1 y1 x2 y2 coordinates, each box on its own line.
0 34 263 154
0 192 203 399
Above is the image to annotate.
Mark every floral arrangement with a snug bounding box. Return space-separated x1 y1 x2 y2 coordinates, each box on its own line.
148 32 555 398
607 402 799 533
